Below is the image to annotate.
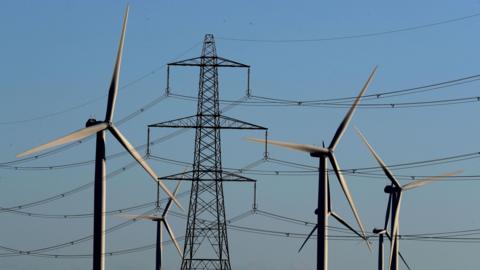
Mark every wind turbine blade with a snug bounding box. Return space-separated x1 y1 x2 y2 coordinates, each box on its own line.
109 125 183 210
385 231 411 270
402 170 463 191
330 211 371 250
298 225 318 253
328 153 369 246
354 127 402 188
389 193 402 270
162 180 183 217
398 251 412 270
17 122 108 158
245 137 328 155
105 6 129 122
329 67 377 150
116 213 159 221
163 220 183 257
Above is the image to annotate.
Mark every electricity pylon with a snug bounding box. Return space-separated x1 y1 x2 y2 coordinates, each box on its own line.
149 34 266 270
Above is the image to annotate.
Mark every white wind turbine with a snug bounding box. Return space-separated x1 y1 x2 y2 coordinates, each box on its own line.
247 67 377 270
355 127 462 270
16 6 181 270
119 181 183 270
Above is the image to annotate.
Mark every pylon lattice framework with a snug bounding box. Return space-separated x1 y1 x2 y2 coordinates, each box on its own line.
148 34 266 270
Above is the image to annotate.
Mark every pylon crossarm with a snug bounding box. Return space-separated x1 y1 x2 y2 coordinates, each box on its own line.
159 170 256 182
149 115 266 130
168 56 249 68
216 56 250 68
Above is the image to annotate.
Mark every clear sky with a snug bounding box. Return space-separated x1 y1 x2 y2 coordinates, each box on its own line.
1 0 480 269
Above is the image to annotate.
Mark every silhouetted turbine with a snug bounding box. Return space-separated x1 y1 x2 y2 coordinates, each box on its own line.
247 67 377 270
355 127 461 270
372 195 411 270
16 6 181 270
119 181 183 270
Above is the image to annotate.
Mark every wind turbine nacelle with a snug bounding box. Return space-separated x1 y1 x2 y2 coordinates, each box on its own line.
86 118 99 127
373 228 386 235
384 185 400 194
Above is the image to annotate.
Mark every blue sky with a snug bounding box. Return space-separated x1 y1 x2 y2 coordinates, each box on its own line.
1 0 480 269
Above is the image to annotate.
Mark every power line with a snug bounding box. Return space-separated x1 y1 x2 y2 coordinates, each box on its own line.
4 71 480 167
0 98 249 213
11 208 158 255
149 153 478 181
0 93 169 166
0 189 193 220
0 239 181 259
0 136 185 212
166 71 480 109
217 12 480 43
1 86 247 168
348 171 480 181
255 74 480 103
0 208 158 257
0 208 254 258
6 141 472 184
151 149 480 174
2 201 153 219
0 42 202 126
5 208 480 259
0 160 139 213
231 209 480 244
0 150 261 257
171 92 480 109
0 124 175 171
0 154 261 255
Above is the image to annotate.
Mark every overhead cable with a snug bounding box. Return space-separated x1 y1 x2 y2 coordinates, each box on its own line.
218 12 480 43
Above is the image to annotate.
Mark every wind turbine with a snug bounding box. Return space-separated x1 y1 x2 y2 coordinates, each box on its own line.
16 6 180 270
119 180 183 270
355 127 461 270
247 67 377 270
372 195 411 270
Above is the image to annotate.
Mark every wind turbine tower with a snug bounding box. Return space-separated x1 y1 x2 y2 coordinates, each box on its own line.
149 34 266 270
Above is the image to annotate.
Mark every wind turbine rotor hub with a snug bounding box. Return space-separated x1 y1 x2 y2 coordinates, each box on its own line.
373 228 385 234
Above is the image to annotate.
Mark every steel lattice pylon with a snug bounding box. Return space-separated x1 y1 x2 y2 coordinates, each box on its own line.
149 34 266 270
184 33 230 270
